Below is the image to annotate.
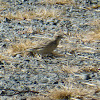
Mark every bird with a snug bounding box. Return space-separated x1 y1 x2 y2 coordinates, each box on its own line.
28 35 63 57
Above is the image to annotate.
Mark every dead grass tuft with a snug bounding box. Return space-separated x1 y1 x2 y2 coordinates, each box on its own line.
82 29 100 43
5 7 61 20
0 53 13 63
27 86 100 100
41 0 74 5
49 86 96 99
90 19 100 27
61 65 79 74
79 66 99 73
82 19 100 43
86 4 100 10
0 1 9 10
50 89 72 99
91 4 100 9
0 54 6 61
0 1 9 20
6 39 37 56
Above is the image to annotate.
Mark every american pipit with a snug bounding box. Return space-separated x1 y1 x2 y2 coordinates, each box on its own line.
28 35 63 56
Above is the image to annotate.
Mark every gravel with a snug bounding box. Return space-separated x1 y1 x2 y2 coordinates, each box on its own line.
0 0 100 100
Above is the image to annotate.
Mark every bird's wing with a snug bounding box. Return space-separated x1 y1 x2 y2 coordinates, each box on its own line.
34 38 54 49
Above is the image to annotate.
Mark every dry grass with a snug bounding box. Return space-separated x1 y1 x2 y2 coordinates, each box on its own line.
27 86 100 100
0 39 35 61
0 53 13 63
82 30 100 43
61 65 79 74
0 1 9 10
90 19 100 27
79 66 99 73
0 53 6 61
40 0 74 5
64 32 99 54
82 19 100 43
49 85 98 100
50 89 72 99
87 4 100 10
91 4 100 9
6 39 37 56
77 46 97 54
1 0 74 20
4 7 62 20
27 96 51 100
0 1 9 20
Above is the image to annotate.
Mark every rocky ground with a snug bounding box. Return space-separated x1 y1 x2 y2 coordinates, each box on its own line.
0 0 100 100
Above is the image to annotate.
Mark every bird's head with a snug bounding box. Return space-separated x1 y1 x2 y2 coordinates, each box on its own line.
56 35 63 40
